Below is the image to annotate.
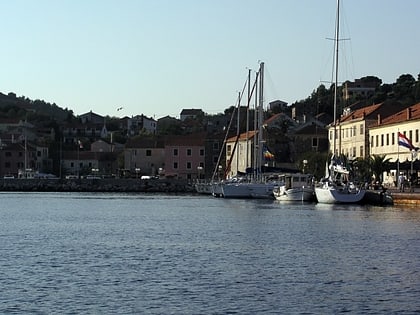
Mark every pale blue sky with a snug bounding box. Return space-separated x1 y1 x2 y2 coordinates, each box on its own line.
1 0 419 119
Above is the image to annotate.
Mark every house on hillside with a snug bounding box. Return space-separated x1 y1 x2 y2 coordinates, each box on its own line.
292 123 329 156
127 114 157 136
62 122 108 144
342 78 378 101
0 141 52 178
124 137 165 177
269 100 288 112
61 151 118 178
79 110 105 124
164 134 206 180
180 109 204 121
91 139 124 153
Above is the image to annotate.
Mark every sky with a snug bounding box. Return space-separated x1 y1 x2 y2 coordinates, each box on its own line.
0 0 419 119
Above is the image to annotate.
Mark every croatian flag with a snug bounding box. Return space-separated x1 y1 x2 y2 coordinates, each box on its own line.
398 132 415 150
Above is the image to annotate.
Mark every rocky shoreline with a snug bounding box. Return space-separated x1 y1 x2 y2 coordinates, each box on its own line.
0 178 196 193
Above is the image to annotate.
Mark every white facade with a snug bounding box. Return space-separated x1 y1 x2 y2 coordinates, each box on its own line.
329 119 367 159
225 132 255 178
369 120 420 162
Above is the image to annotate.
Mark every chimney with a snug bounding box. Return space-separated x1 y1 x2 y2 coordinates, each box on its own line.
377 114 381 125
407 107 411 120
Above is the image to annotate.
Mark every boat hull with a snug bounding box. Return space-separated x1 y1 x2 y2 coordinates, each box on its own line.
315 185 366 204
194 182 213 194
221 182 275 199
362 190 393 205
274 187 315 202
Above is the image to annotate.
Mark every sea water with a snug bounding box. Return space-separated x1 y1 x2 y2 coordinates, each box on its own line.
0 192 419 314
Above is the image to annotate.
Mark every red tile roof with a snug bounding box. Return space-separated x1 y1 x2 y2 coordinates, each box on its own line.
380 102 420 125
340 103 382 122
226 130 257 142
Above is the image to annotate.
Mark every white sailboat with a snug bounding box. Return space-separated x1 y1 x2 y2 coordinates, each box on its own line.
220 62 276 199
314 0 365 204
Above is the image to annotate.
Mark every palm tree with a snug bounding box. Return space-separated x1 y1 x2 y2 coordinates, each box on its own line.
370 154 392 183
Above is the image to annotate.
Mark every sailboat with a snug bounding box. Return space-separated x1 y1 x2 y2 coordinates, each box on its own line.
314 0 365 204
220 62 276 199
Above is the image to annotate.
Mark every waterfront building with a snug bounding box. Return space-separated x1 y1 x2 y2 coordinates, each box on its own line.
369 102 420 162
327 100 408 159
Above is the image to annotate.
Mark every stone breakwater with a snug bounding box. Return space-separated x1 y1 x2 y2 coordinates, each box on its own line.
0 178 196 193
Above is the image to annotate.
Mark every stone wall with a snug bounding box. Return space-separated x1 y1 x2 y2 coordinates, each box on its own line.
0 178 195 193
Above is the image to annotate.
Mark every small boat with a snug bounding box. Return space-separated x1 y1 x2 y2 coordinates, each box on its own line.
273 173 315 202
194 180 213 195
362 186 393 205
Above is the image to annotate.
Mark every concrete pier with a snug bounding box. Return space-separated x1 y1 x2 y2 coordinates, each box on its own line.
0 178 195 193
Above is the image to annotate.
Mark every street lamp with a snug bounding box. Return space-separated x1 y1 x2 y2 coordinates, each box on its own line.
303 159 308 174
197 166 203 180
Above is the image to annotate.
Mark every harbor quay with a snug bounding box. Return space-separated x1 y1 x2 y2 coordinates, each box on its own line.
0 178 195 193
388 187 420 206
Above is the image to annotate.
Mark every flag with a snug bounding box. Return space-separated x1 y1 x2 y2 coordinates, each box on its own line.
398 132 415 150
78 140 83 149
263 146 275 160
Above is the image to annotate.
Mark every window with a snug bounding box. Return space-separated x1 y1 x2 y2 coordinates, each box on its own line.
146 149 152 156
386 134 389 146
376 135 379 147
312 138 318 147
381 134 384 146
173 162 178 169
5 162 10 168
227 145 232 156
391 132 395 145
200 149 204 156
187 149 192 156
173 148 178 156
213 142 219 151
186 162 192 169
409 130 413 142
360 145 363 157
5 152 11 157
352 147 356 157
371 136 374 147
360 124 364 135
416 129 419 142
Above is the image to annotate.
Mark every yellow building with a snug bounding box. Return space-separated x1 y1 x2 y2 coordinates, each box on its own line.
369 103 420 162
328 101 410 160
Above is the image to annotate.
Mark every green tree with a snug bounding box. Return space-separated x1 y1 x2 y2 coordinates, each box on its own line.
370 155 392 183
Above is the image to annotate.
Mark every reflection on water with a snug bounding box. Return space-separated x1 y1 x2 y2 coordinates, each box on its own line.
0 192 419 314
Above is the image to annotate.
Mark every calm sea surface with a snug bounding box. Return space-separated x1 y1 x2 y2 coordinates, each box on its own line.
0 192 419 314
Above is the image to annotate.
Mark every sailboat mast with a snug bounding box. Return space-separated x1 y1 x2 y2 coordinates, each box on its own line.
257 62 264 181
245 69 251 170
333 0 340 156
235 91 241 175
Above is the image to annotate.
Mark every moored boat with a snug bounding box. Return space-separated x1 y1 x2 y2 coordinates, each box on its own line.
273 173 315 202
